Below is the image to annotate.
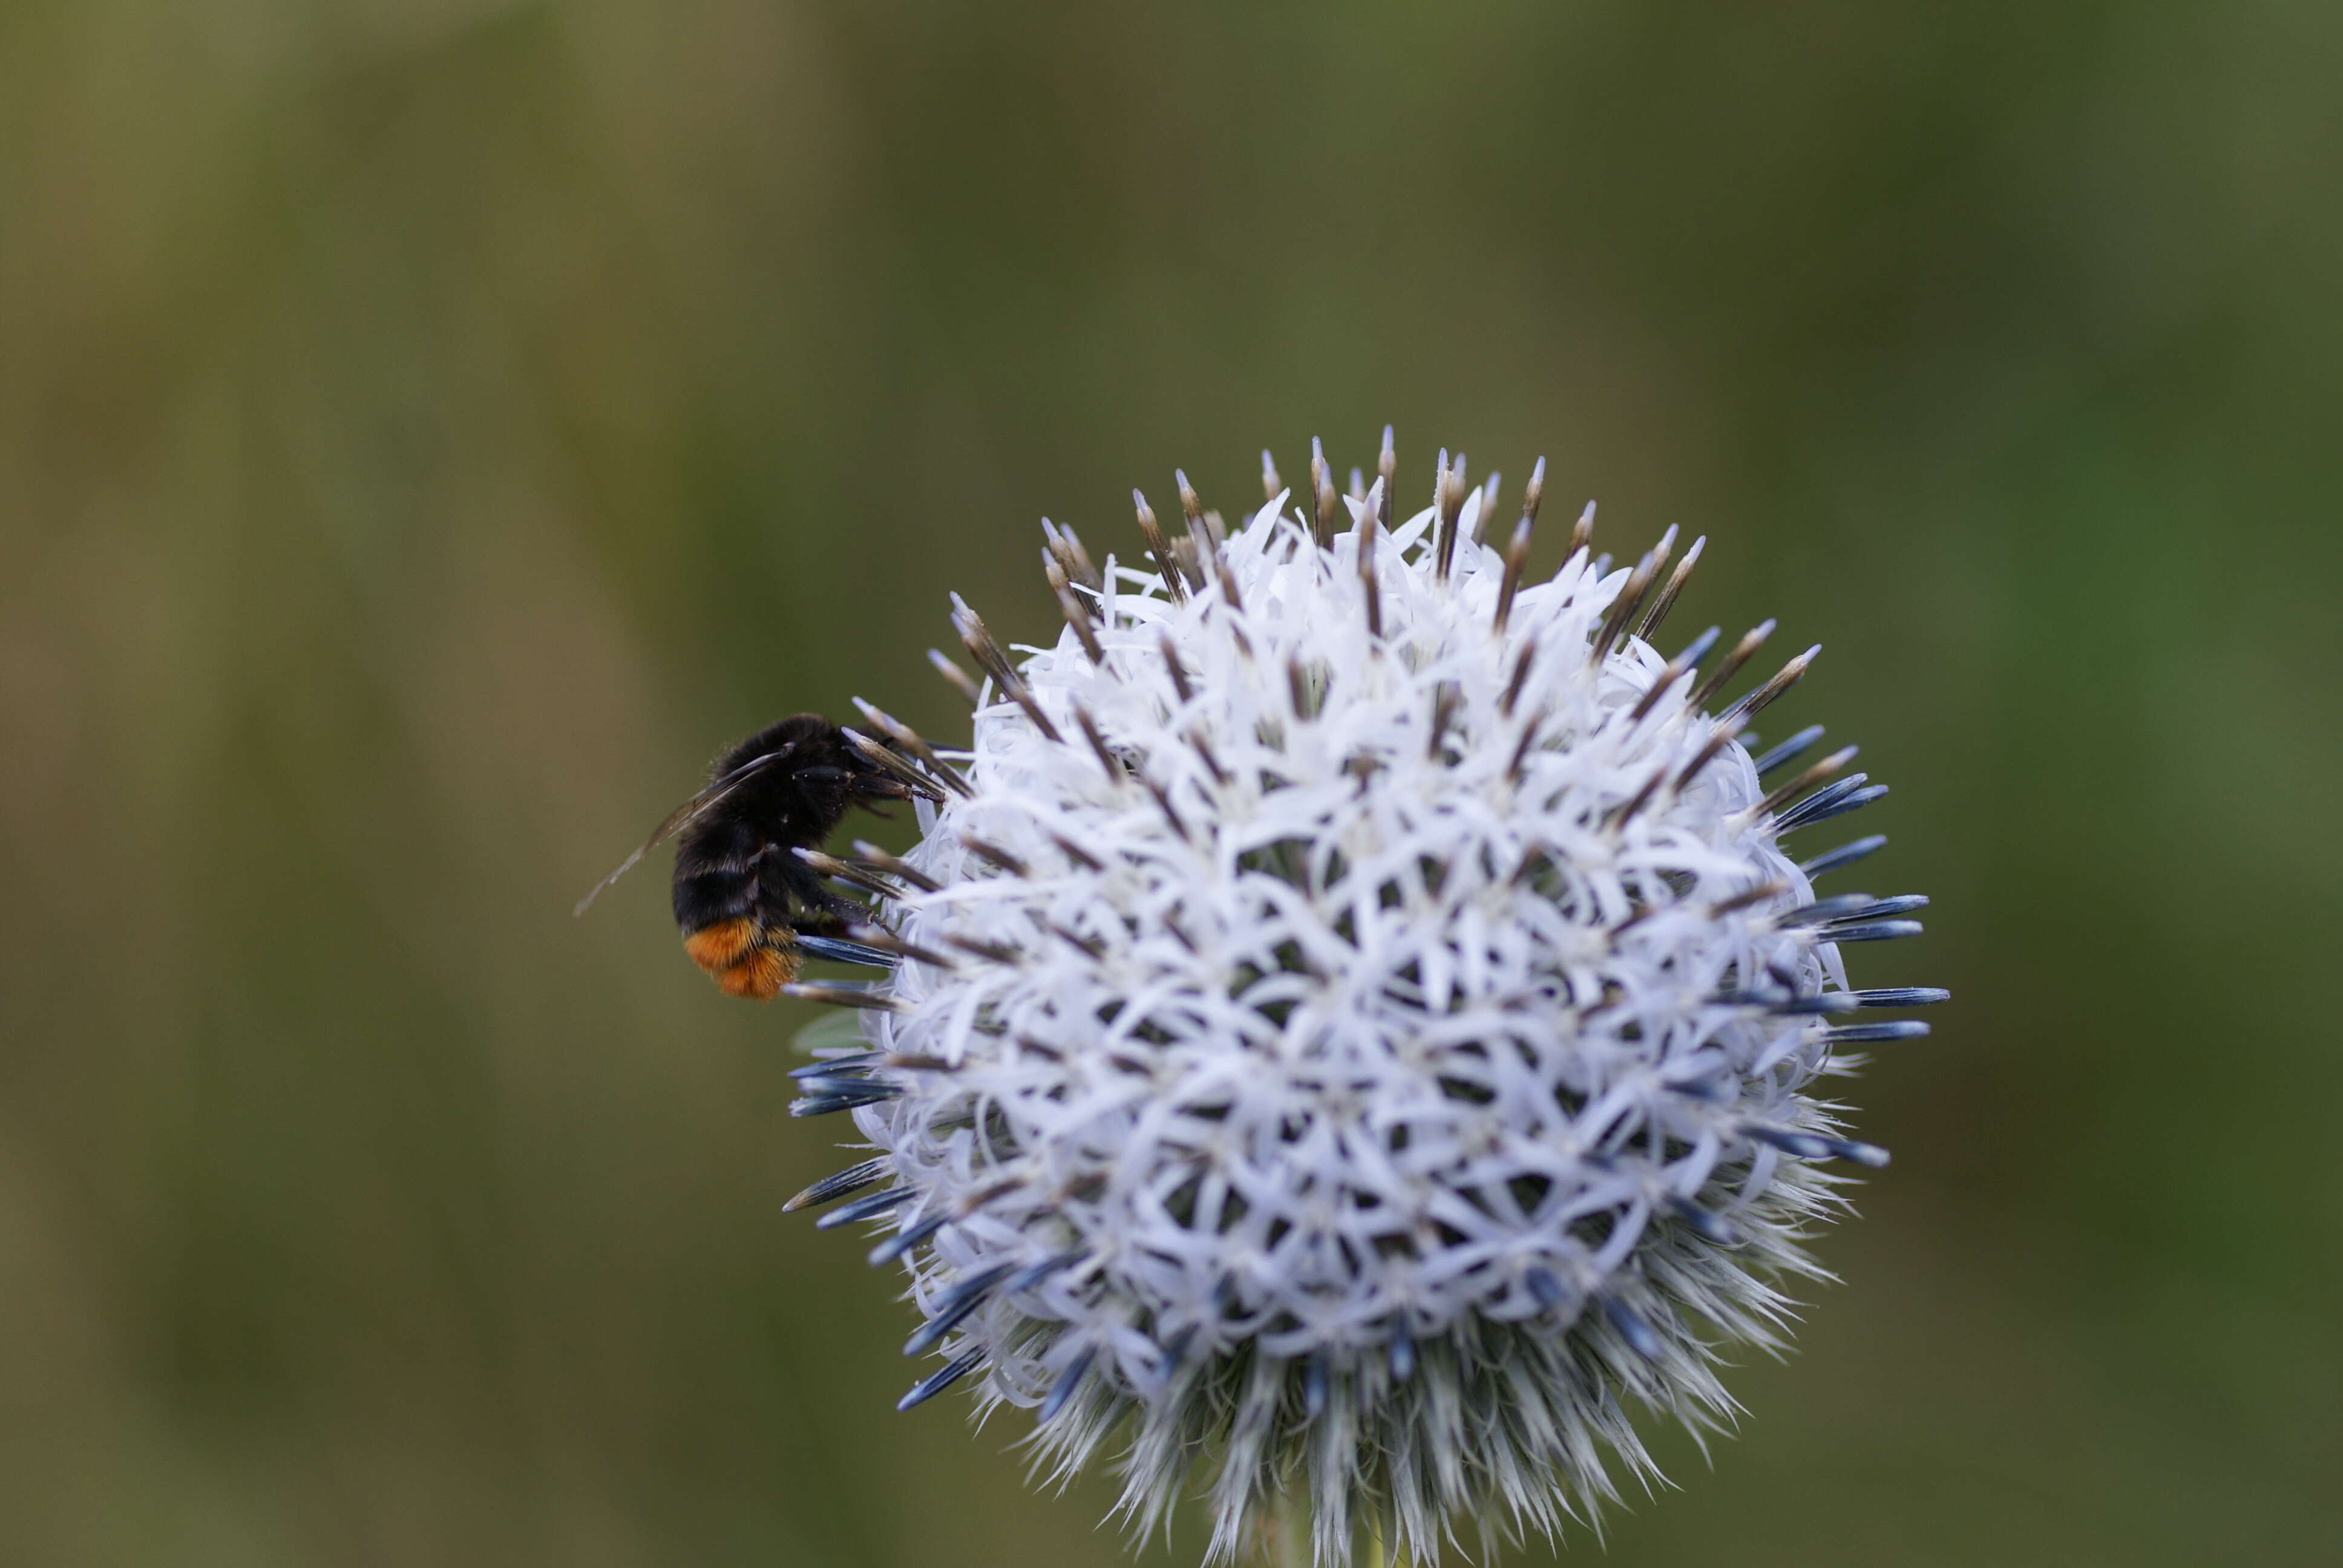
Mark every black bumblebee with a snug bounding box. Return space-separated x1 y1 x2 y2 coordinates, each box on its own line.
576 714 908 999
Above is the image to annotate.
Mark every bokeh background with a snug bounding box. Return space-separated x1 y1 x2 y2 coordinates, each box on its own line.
4 2 2339 1564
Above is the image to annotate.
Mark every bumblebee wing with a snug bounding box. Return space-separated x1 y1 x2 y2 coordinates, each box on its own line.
572 743 798 916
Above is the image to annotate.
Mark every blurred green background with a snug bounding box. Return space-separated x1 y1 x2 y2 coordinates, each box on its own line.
4 2 2338 1564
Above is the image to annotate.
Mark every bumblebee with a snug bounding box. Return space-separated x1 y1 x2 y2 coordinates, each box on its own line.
576 714 908 998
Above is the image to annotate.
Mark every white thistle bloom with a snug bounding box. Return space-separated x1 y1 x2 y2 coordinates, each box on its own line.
780 437 1939 1564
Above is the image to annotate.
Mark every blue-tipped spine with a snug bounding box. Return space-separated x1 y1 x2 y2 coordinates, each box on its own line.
896 1348 986 1412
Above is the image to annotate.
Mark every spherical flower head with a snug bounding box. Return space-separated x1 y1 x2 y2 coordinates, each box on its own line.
784 441 1939 1564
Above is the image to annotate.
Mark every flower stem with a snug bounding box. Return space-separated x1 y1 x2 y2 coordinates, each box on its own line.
1262 1492 1311 1568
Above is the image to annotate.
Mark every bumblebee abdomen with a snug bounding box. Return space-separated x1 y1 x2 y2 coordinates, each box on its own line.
680 914 799 1000
681 915 758 971
672 822 796 999
673 865 757 929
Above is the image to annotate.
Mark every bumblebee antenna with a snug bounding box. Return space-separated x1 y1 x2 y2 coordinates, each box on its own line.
572 743 798 916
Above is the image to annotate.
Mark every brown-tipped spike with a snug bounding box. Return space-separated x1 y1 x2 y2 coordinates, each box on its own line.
1427 683 1462 760
1047 831 1103 871
1046 921 1106 959
851 698 972 797
1072 704 1123 783
1132 489 1187 604
1494 459 1547 635
926 647 983 707
1358 477 1385 639
1056 521 1101 592
948 592 1009 677
1608 762 1671 831
1650 523 1680 572
1625 652 1694 725
1474 472 1501 546
1435 448 1469 583
780 983 910 1014
1505 711 1545 782
1159 634 1193 704
940 932 1023 967
1260 449 1281 503
1348 466 1366 503
1495 520 1533 635
1144 776 1191 841
1430 448 1452 550
1168 535 1203 589
847 696 907 740
848 841 945 893
1376 426 1396 526
1522 457 1548 529
794 846 903 903
1590 549 1659 665
1213 546 1248 622
960 835 1031 878
1308 437 1339 549
1746 745 1859 820
1565 500 1595 561
952 593 1063 743
1041 519 1103 600
1671 714 1748 792
1201 508 1228 552
1710 880 1790 917
1688 618 1776 711
1499 637 1538 717
1187 726 1230 785
1055 580 1104 665
1637 534 1705 642
839 728 946 803
1725 644 1821 722
1601 524 1679 653
1174 471 1216 586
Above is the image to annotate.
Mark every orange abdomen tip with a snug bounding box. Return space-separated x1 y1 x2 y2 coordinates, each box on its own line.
683 916 758 973
715 941 796 1001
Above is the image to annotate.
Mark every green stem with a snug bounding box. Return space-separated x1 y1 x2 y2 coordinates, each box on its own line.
1262 1492 1311 1568
1260 1492 1386 1567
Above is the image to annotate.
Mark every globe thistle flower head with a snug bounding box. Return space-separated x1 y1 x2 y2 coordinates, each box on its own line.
781 437 1939 1564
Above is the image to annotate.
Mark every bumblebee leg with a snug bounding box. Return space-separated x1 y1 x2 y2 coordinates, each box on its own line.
772 851 868 922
